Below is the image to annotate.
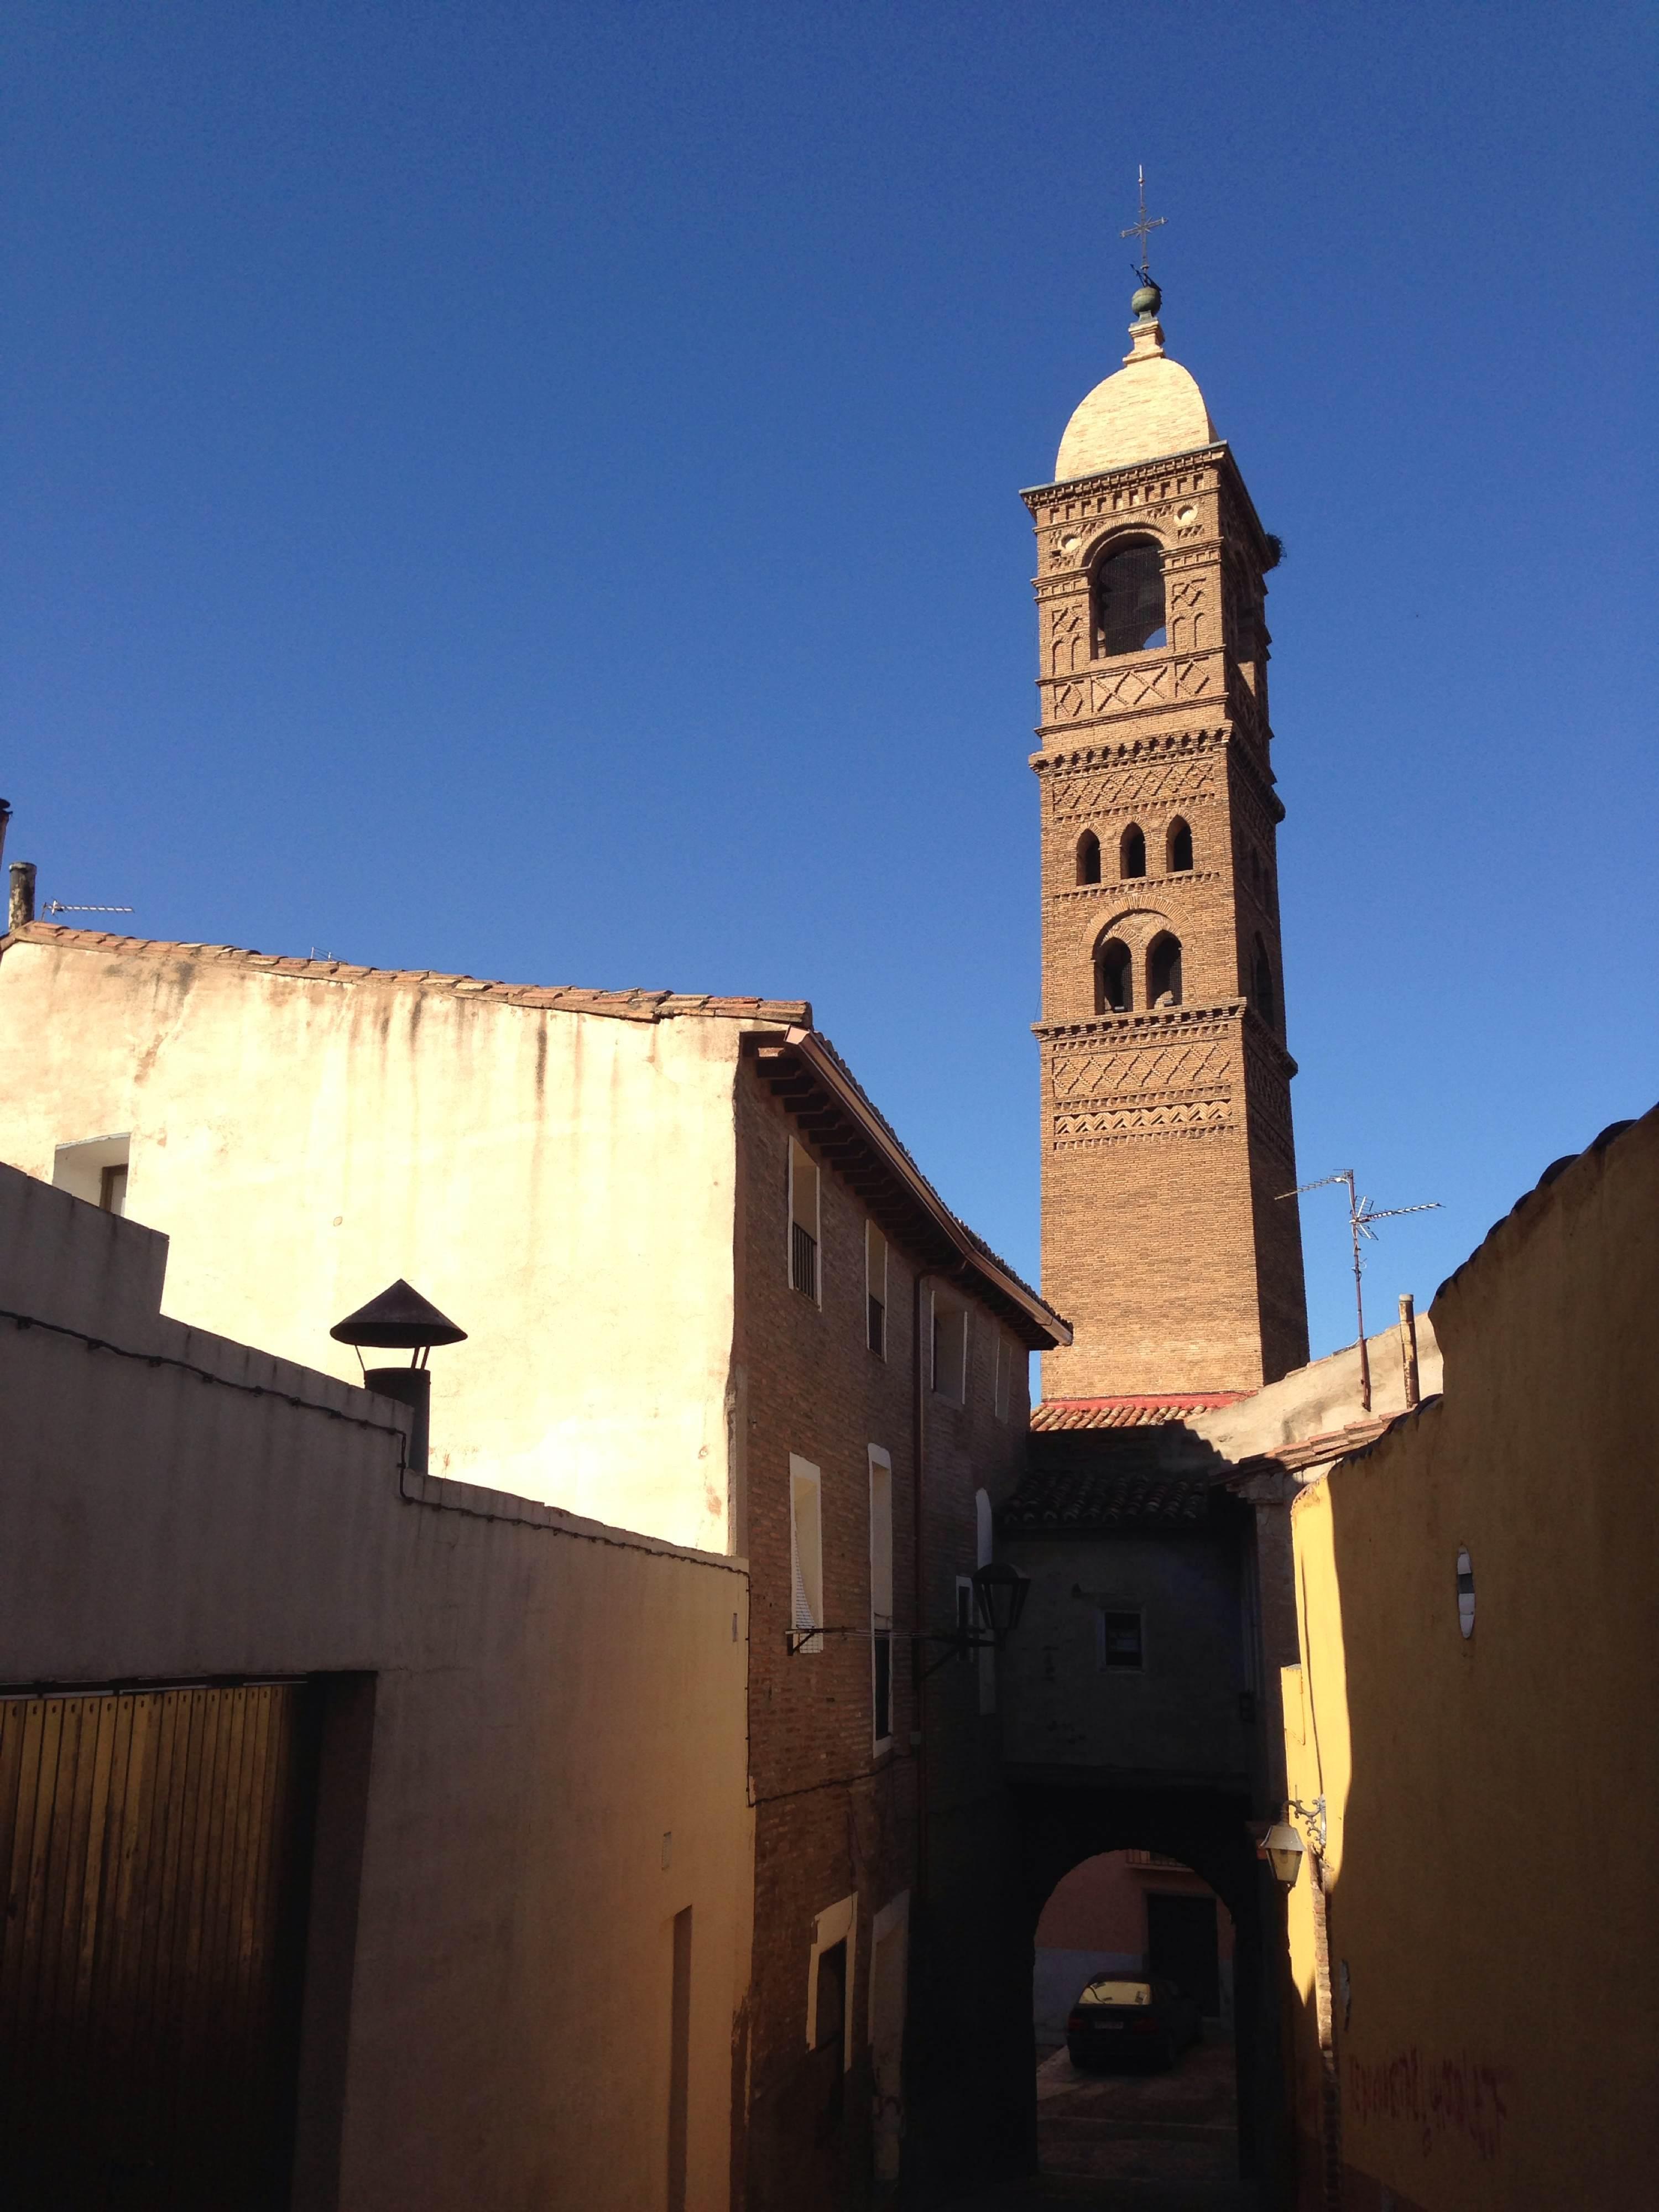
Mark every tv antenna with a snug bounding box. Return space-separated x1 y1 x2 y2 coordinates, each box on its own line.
41 901 135 917
1279 1170 1441 1412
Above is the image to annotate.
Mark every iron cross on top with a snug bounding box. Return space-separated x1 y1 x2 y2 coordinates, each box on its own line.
1121 165 1166 281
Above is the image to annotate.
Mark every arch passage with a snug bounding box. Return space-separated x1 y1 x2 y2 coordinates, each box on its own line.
1097 938 1132 1014
1167 818 1193 873
1076 830 1101 886
1092 539 1166 659
1147 933 1183 1008
1119 825 1146 881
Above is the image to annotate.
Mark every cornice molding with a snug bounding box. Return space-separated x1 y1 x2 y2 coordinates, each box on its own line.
1032 999 1298 1077
1048 873 1220 903
1021 444 1229 512
1036 1001 1245 1044
1030 724 1227 775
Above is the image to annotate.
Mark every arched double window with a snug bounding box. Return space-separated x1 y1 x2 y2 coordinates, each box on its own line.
1167 818 1193 873
1252 936 1276 1025
1092 538 1166 659
1119 824 1146 880
1076 830 1101 886
1097 938 1132 1014
1147 933 1183 1008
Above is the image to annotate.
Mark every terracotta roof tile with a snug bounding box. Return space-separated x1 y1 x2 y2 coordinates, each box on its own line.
7 925 812 1029
1030 1391 1247 1433
1001 1449 1213 1533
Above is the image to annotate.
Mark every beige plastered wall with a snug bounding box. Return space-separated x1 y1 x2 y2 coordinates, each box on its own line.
0 1164 753 2212
1279 1109 1659 2211
0 936 745 1552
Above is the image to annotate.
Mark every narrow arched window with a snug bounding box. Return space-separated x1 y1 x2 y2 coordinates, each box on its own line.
1097 939 1132 1014
1076 830 1101 885
1253 936 1276 1025
1147 933 1183 1008
1120 825 1146 880
1092 538 1166 658
1167 818 1193 873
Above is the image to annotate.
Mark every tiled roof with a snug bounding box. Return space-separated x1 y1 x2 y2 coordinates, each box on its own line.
1000 1448 1213 1535
8 922 1066 1345
1030 1391 1247 1433
1260 1415 1395 1473
811 1027 1047 1317
6 925 812 1029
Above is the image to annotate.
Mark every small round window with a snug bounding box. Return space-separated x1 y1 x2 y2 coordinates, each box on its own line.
1455 1547 1475 1639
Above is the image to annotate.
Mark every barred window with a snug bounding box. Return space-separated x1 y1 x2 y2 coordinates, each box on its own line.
789 1140 820 1303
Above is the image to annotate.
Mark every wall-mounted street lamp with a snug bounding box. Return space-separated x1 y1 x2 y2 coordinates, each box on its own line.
785 1559 1031 1667
969 1559 1031 1642
1258 1796 1327 1888
331 1278 467 1475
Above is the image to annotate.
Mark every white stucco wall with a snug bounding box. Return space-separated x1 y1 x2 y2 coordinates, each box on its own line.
0 1163 753 2212
0 936 749 1551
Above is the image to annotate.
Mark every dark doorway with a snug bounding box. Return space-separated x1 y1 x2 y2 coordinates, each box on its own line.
1147 1891 1222 2017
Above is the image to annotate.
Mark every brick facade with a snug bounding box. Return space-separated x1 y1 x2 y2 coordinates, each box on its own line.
733 1054 1039 2207
1026 379 1310 1398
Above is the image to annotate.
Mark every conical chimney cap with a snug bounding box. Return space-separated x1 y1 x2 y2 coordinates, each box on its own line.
330 1278 467 1349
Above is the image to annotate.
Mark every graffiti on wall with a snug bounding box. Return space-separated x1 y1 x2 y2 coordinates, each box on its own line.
1347 2047 1514 2163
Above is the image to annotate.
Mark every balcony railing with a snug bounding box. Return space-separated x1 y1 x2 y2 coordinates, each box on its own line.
791 1222 818 1301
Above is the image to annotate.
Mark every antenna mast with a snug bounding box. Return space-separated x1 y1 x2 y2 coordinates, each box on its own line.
1279 1171 1441 1412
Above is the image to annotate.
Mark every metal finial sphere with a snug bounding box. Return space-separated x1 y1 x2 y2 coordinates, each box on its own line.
1131 280 1162 320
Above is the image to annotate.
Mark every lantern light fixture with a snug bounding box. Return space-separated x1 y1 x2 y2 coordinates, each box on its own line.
1258 1796 1327 1888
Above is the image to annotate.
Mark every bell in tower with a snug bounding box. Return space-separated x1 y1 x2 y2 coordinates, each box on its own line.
1026 249 1310 1404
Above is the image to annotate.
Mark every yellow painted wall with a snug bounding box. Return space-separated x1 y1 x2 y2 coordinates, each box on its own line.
0 936 750 1551
1281 1108 1659 2209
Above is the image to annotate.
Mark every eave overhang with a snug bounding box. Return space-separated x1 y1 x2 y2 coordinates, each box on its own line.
745 1026 1070 1352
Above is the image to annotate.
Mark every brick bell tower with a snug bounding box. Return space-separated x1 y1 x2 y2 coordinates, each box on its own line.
1026 269 1310 1401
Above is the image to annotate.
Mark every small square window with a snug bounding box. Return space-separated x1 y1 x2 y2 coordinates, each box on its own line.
1098 1611 1144 1671
52 1134 132 1213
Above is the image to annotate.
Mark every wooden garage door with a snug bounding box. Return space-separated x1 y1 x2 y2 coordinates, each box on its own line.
0 1681 317 2209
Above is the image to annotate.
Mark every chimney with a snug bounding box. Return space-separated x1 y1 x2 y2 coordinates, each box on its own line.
8 859 35 934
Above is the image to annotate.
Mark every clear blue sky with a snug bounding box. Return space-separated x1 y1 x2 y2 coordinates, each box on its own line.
7 3 1656 1364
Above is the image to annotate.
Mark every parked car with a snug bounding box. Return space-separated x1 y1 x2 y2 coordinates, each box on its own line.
1066 1975 1203 2070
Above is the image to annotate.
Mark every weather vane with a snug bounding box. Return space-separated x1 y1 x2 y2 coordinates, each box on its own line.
1120 164 1166 285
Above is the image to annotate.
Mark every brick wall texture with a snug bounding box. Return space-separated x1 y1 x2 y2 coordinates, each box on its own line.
733 1067 1029 2209
1025 446 1310 1397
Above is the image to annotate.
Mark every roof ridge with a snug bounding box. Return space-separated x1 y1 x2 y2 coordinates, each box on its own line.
5 925 812 1029
810 1028 1041 1300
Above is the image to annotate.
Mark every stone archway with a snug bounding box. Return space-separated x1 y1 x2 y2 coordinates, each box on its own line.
1011 1780 1291 2204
